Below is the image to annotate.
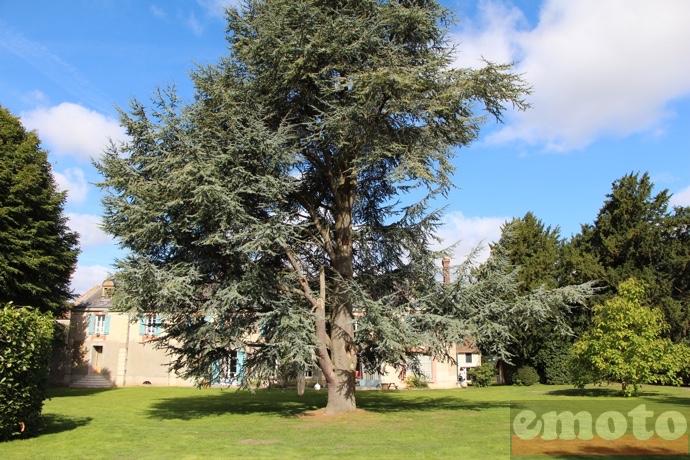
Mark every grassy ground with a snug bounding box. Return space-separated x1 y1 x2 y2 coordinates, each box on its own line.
1 384 688 459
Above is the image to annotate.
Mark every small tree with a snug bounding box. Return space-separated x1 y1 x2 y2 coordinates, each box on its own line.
468 362 495 387
0 305 54 440
570 279 689 396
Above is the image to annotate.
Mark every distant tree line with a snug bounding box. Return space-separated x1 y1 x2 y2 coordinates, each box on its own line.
481 172 690 387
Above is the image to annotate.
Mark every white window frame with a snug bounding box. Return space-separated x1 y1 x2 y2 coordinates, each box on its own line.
143 315 158 336
94 315 106 335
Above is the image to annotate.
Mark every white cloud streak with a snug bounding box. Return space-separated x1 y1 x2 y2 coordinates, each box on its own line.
433 211 507 265
71 264 113 297
67 213 115 248
150 5 166 19
21 103 126 162
0 21 116 115
452 0 690 151
53 167 89 204
670 186 690 208
196 0 239 17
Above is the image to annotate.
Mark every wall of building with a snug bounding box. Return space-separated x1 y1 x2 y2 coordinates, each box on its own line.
65 308 194 387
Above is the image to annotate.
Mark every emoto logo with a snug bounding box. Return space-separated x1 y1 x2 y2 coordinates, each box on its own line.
510 402 689 457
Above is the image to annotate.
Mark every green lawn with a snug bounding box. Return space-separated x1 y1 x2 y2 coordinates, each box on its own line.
1 384 689 459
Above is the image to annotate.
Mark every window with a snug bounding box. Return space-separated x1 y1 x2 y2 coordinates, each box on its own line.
407 354 433 382
418 354 433 381
465 353 473 364
94 316 106 334
304 367 313 378
214 350 246 385
88 314 110 336
139 315 162 336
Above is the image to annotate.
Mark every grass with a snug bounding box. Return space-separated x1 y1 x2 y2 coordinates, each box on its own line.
1 384 689 459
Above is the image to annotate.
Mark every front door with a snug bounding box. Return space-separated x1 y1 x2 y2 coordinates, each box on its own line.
92 345 103 374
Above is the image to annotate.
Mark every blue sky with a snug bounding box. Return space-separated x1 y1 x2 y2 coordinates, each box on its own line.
1 0 689 295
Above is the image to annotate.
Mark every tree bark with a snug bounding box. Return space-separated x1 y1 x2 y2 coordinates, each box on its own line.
324 177 358 414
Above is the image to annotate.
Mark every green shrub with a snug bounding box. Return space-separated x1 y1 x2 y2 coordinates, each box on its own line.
533 337 573 384
404 374 429 389
0 305 54 441
468 363 495 387
512 366 539 386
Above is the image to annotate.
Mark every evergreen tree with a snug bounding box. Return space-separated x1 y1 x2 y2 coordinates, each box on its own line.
578 172 690 342
97 0 535 413
484 213 591 382
0 105 79 315
491 212 561 296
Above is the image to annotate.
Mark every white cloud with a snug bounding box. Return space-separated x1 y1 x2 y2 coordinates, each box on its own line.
150 5 166 19
433 211 507 265
670 186 690 208
187 12 204 36
67 213 115 248
21 103 126 162
452 0 690 151
53 167 89 204
450 1 527 69
71 264 112 297
197 0 239 17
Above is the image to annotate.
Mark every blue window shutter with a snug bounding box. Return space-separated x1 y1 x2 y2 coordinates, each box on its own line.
211 360 220 385
104 315 111 335
87 315 95 335
237 350 246 377
155 315 162 336
139 317 145 335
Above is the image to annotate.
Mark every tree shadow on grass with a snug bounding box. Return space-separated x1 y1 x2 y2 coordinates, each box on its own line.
146 389 507 421
47 387 114 398
40 414 93 436
147 390 325 420
355 392 509 413
545 387 656 398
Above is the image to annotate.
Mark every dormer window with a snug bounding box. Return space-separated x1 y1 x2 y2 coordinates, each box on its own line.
102 280 115 299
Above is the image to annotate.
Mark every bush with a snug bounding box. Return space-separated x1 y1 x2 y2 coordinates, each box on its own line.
468 363 495 387
405 374 429 389
0 305 54 441
512 366 539 386
533 339 573 385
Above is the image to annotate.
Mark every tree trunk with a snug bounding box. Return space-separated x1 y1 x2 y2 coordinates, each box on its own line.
325 363 356 414
324 181 358 414
297 373 305 396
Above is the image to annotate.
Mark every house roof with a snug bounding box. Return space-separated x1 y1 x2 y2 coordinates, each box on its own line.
73 283 112 311
455 344 479 354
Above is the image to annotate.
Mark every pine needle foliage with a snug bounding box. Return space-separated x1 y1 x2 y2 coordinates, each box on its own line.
97 0 531 413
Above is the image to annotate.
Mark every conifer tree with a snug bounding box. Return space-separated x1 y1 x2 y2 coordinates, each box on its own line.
0 105 79 315
578 172 690 342
97 0 539 413
483 213 593 383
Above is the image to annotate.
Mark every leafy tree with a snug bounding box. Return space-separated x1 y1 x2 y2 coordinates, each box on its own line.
468 362 495 387
0 305 55 440
570 279 690 396
0 105 79 315
97 0 534 413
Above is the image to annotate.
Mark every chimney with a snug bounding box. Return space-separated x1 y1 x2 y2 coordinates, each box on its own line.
442 257 451 285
